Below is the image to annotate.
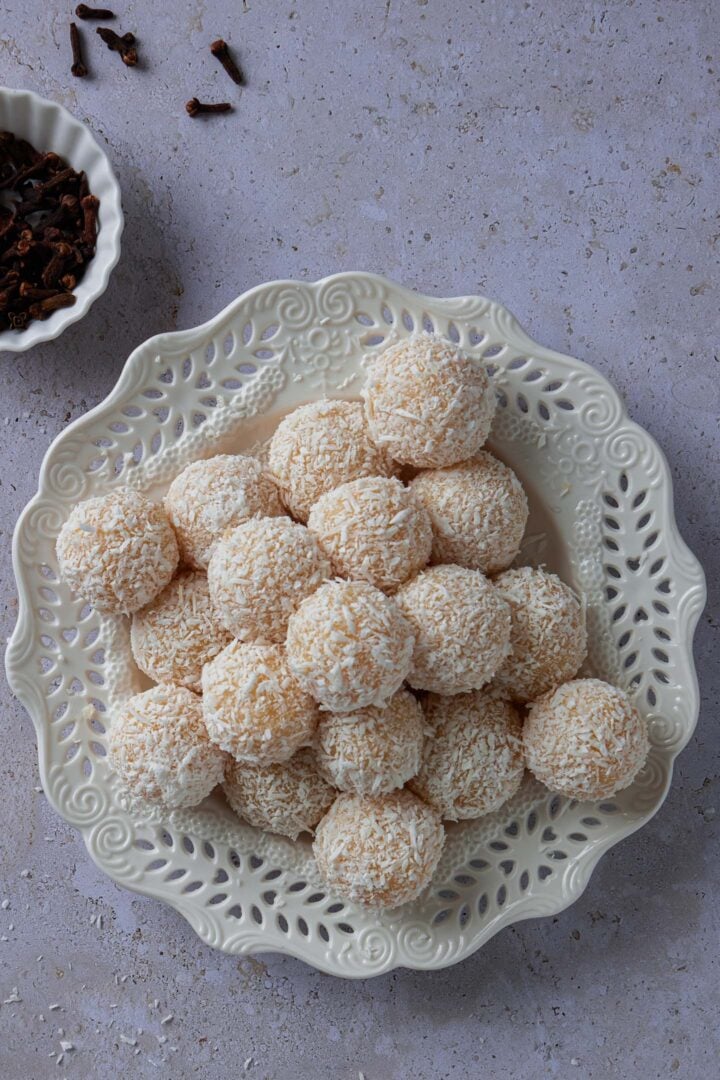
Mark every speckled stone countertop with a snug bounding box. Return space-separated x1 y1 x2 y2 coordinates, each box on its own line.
0 1 717 1077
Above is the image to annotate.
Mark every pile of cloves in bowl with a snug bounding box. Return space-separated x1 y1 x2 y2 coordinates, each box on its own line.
0 134 98 331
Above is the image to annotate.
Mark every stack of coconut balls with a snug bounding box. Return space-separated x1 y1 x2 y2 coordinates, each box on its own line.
56 334 649 910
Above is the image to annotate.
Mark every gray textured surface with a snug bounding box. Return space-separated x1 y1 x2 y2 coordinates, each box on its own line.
1 1 718 1078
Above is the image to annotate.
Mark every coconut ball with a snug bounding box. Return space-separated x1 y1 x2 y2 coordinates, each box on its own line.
202 641 319 765
224 749 335 839
408 690 524 820
56 488 179 616
268 400 395 522
313 790 445 909
362 334 496 469
131 569 232 692
315 690 427 795
493 566 587 703
286 580 414 712
308 476 432 593
208 516 330 642
108 684 225 808
395 565 511 695
164 454 284 569
410 451 528 573
524 678 649 801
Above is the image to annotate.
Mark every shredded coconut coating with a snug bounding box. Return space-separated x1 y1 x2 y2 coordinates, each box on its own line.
108 684 226 808
493 566 588 703
130 569 232 692
208 517 331 642
313 789 445 909
164 454 284 569
224 749 336 839
202 641 320 764
315 689 427 795
268 399 395 522
524 678 649 801
56 488 179 615
410 451 528 573
395 565 511 695
408 690 524 820
286 580 415 712
362 334 496 469
308 476 432 593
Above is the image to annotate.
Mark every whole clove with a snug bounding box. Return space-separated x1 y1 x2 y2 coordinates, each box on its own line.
76 4 115 18
80 194 99 247
210 39 244 85
0 131 101 332
18 283 59 301
70 22 88 77
28 293 77 319
186 97 233 117
96 26 138 66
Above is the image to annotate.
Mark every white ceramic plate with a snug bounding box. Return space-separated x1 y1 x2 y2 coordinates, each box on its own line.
6 273 705 977
0 87 123 353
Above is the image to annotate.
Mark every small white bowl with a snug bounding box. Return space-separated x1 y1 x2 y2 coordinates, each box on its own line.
0 87 123 354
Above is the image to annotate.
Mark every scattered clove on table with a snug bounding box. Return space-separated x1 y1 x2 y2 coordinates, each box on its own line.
186 98 233 117
210 39 244 85
69 22 88 78
96 27 138 67
75 3 115 18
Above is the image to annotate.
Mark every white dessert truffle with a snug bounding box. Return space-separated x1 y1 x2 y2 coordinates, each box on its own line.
494 566 587 703
308 476 432 593
224 749 335 839
56 488 179 615
202 641 319 764
208 517 330 642
523 678 649 801
408 690 525 820
108 684 225 808
410 451 528 573
315 689 426 795
164 454 284 569
362 334 496 468
286 580 414 712
131 569 232 693
268 399 395 522
395 565 511 695
313 790 445 909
